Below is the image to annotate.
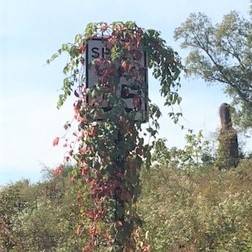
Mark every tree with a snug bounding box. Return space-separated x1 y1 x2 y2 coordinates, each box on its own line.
174 10 252 129
152 130 214 169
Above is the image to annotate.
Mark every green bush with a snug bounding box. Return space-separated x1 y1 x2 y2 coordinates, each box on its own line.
0 170 89 251
0 157 251 251
139 159 252 251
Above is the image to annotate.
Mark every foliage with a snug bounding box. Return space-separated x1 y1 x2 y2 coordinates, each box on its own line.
0 169 87 251
1 158 252 251
152 130 214 169
139 159 252 251
3 12 252 251
216 128 239 169
47 21 182 251
0 181 27 250
174 11 252 129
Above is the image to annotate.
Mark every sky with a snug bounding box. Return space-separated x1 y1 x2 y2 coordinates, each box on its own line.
0 0 251 185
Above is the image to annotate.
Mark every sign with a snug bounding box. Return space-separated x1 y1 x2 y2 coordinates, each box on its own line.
85 38 148 122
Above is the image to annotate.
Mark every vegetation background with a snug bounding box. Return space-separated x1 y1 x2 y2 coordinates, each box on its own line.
1 136 251 251
0 0 252 251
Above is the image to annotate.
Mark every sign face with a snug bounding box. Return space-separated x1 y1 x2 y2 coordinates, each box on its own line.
86 38 148 122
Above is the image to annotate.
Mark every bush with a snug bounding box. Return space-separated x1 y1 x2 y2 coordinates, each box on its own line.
139 160 252 251
1 160 251 251
0 170 89 251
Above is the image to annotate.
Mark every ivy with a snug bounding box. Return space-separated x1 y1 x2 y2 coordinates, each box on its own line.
48 21 182 251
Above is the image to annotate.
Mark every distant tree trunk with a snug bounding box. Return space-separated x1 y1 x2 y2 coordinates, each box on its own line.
217 103 239 168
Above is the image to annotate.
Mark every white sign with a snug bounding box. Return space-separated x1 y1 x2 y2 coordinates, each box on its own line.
85 38 148 122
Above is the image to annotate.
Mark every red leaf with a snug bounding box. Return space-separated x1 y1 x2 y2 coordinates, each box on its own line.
53 137 60 146
79 45 86 54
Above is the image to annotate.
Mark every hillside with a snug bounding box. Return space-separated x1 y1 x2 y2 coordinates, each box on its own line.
1 159 251 251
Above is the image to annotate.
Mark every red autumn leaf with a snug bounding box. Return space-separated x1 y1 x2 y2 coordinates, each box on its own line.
121 60 130 72
133 95 142 109
79 45 86 54
52 137 60 146
52 165 64 176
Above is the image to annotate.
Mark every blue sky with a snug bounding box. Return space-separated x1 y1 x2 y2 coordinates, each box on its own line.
0 0 251 185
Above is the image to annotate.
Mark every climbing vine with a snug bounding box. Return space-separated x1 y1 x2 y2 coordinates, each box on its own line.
49 21 182 251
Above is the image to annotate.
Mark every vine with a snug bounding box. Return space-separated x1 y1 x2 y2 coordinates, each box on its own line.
49 21 182 251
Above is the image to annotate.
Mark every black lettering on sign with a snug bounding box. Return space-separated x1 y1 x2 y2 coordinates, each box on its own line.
91 47 110 59
91 47 99 58
102 47 110 58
